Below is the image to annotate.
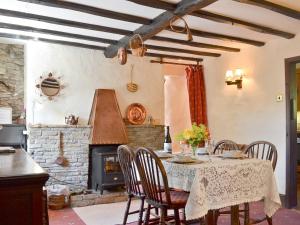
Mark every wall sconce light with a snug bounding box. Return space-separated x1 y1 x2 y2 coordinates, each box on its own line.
225 69 244 89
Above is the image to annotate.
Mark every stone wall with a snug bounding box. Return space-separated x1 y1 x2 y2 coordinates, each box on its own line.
126 125 164 150
0 43 24 121
28 124 164 189
28 125 91 187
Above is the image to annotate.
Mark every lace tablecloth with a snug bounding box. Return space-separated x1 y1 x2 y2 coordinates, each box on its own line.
163 156 281 220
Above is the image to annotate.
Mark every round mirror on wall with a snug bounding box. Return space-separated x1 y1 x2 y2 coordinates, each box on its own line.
36 73 63 100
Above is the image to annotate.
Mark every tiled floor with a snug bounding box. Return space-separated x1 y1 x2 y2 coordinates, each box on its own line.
49 208 85 225
49 201 300 225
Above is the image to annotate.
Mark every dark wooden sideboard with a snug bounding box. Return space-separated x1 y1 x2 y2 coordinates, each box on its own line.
0 149 49 225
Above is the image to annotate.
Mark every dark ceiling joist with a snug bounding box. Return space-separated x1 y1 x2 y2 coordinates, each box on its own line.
145 52 202 62
0 22 117 45
0 22 220 57
194 10 295 39
151 36 240 52
17 0 153 25
0 8 132 35
128 0 176 11
0 8 239 52
0 32 106 50
150 59 199 66
0 32 202 62
233 0 300 20
169 25 265 46
104 0 219 58
145 44 221 57
129 0 295 39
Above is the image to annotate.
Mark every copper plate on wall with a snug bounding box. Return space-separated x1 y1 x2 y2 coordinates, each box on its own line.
126 103 146 125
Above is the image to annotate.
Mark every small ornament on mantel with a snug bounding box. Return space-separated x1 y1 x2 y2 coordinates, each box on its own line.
65 114 79 125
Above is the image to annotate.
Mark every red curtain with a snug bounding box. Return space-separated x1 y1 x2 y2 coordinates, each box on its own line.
186 65 208 126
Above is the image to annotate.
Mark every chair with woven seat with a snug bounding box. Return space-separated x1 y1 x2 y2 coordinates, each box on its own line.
135 147 189 225
242 141 278 225
213 139 239 154
118 145 146 225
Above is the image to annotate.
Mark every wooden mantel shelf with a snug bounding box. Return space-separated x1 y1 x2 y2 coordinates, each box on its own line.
29 124 91 128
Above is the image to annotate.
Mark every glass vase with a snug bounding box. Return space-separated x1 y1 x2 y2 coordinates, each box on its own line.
191 145 197 156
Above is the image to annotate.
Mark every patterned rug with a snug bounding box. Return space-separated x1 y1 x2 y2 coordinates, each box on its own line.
49 202 300 225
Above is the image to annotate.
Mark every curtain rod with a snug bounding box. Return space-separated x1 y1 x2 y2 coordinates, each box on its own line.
150 60 201 67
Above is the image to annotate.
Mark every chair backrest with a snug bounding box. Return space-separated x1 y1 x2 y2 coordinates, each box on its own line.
117 145 142 197
213 140 239 154
134 147 171 207
244 141 278 170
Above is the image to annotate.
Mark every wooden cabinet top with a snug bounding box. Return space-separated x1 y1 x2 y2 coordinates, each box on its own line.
0 149 49 184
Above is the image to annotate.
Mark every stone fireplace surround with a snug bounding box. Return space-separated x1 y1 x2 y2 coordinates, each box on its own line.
28 124 164 188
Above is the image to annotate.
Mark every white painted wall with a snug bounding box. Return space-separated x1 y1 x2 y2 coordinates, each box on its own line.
164 75 192 153
204 34 300 194
25 42 164 125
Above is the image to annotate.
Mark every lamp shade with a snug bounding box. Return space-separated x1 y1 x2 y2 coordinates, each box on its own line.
234 69 244 80
225 70 234 81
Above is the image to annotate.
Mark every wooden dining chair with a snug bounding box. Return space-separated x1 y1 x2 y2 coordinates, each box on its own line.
117 145 145 225
241 141 278 225
213 140 241 224
213 140 239 154
134 147 189 225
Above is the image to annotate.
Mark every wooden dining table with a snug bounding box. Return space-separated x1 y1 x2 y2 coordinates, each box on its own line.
161 155 281 225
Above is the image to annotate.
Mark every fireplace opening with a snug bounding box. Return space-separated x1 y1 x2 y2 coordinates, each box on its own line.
88 145 124 194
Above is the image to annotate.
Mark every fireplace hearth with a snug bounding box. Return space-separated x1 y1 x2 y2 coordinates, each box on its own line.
89 145 124 194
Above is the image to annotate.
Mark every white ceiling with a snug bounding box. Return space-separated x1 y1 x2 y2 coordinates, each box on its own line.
0 0 299 62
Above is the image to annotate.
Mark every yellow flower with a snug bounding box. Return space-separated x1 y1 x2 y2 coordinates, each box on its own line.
183 129 193 140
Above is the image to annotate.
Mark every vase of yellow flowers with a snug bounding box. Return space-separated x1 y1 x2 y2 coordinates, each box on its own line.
176 123 209 156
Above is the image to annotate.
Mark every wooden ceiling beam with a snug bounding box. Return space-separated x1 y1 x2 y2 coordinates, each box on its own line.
129 0 295 39
104 0 219 58
17 0 153 25
0 22 117 45
150 59 199 66
0 8 132 35
193 10 295 39
0 31 202 62
233 0 300 20
145 52 202 62
145 44 221 57
168 25 265 46
152 36 240 52
128 0 176 11
0 8 239 52
0 22 219 57
0 32 107 50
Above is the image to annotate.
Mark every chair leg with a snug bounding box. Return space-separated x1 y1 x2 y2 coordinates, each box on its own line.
159 208 166 225
266 216 272 225
244 203 249 225
182 208 186 222
206 210 217 225
144 204 151 225
155 207 159 216
137 197 145 225
122 195 132 225
174 209 181 225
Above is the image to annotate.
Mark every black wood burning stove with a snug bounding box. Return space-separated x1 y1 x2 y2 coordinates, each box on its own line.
89 145 124 194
